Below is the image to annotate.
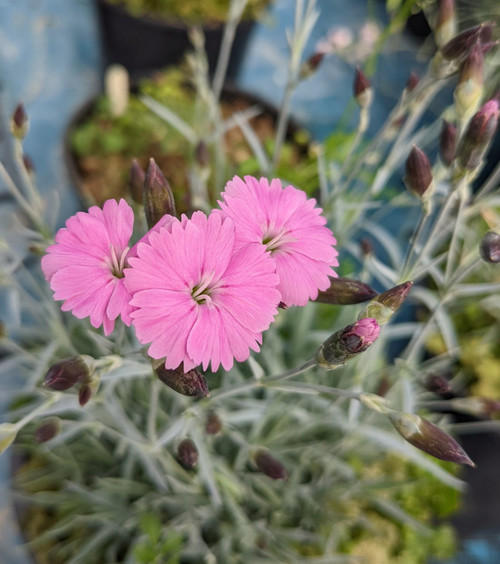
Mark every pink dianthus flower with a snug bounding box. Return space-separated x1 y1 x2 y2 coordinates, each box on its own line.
217 175 339 306
124 211 281 372
41 199 134 335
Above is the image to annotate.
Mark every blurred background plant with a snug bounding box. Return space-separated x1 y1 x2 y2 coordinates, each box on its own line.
1 0 500 562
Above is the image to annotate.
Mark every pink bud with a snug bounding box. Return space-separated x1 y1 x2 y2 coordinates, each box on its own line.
404 146 433 199
457 99 499 170
143 158 176 228
439 120 457 166
315 318 380 368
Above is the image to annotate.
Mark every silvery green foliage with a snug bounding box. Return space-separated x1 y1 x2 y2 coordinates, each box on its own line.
1 0 499 561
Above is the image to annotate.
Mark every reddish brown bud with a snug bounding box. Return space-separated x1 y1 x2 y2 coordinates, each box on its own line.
479 231 500 263
43 356 93 391
457 99 499 170
404 146 433 200
439 120 457 166
253 448 288 480
406 71 419 92
153 360 209 398
177 438 198 469
441 24 483 61
353 67 372 107
425 373 451 394
78 384 92 406
35 417 62 443
359 281 413 325
388 411 475 466
360 238 373 256
11 103 29 139
205 411 222 435
315 277 377 305
195 140 210 168
143 158 176 228
129 158 145 204
299 52 325 79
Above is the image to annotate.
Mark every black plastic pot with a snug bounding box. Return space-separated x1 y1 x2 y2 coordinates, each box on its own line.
64 83 304 207
96 0 255 81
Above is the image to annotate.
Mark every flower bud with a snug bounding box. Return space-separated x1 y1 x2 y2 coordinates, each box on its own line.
439 120 457 166
0 423 18 455
299 52 325 80
440 24 484 62
358 281 413 325
35 417 62 444
314 277 378 305
353 67 372 108
78 371 101 407
23 155 35 176
404 146 433 202
129 158 145 205
456 99 499 171
360 238 373 256
432 23 491 77
252 448 288 480
195 140 210 168
479 231 500 263
177 438 198 469
405 71 419 93
11 103 29 139
425 373 451 394
43 356 94 391
205 411 222 435
449 397 500 418
315 318 380 369
388 410 475 466
454 42 484 122
143 158 176 229
435 0 457 47
153 360 209 398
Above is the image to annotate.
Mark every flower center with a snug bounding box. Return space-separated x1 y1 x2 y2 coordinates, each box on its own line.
262 228 295 253
191 271 218 306
109 245 130 279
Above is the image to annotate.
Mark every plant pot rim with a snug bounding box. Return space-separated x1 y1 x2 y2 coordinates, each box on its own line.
98 0 253 31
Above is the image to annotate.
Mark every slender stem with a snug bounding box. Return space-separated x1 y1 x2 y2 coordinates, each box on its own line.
272 80 296 168
212 0 248 102
371 83 441 195
338 72 437 195
405 188 457 279
264 359 316 384
15 395 59 430
208 359 316 403
444 179 469 283
474 158 500 201
147 379 160 442
399 206 429 281
265 380 361 400
337 104 370 188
